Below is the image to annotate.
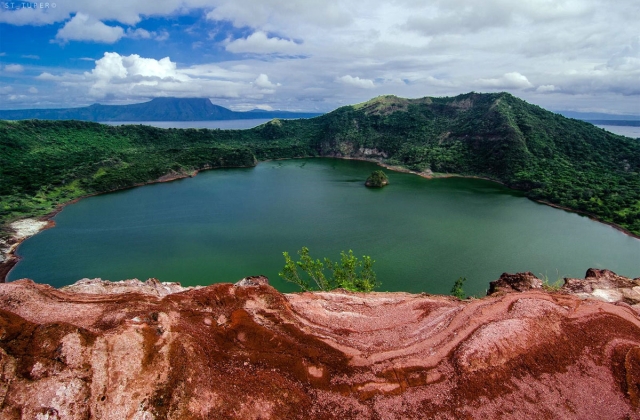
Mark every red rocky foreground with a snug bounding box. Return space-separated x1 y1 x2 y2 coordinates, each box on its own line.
1 271 640 419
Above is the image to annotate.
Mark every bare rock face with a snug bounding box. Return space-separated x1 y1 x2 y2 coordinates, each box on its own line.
234 275 270 288
61 278 197 297
487 271 543 295
1 275 640 419
563 268 640 305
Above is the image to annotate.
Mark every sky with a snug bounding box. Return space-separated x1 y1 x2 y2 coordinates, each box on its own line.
0 0 639 114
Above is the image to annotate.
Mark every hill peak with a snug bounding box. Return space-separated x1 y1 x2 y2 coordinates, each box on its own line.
148 97 213 104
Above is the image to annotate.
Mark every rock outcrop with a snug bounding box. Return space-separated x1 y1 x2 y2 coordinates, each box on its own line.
490 269 640 309
563 268 640 305
487 271 543 294
1 272 640 419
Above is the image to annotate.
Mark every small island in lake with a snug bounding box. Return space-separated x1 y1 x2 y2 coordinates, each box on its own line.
365 170 389 188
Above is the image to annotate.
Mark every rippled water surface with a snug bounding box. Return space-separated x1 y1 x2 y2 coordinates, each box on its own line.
9 158 640 296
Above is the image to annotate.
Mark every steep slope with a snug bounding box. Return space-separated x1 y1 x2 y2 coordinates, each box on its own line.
275 92 640 233
0 272 639 418
0 97 321 121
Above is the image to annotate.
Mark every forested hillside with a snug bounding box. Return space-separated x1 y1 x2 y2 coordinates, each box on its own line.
1 92 639 236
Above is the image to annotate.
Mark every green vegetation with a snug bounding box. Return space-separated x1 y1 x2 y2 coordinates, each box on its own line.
365 170 389 187
540 270 564 291
279 247 378 292
2 92 639 238
450 277 467 299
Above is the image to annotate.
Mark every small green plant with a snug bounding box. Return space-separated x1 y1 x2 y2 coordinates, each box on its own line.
539 270 564 291
279 247 379 292
450 277 467 299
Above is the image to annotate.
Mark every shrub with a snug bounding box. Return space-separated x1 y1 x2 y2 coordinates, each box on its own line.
450 277 466 299
279 247 379 292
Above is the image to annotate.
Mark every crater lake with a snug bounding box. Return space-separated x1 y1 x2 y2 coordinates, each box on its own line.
8 158 640 296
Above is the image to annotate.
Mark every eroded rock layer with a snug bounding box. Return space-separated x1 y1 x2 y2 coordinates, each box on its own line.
1 275 640 419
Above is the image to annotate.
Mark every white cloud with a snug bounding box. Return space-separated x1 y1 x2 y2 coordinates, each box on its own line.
403 0 595 36
155 31 170 42
253 74 279 91
226 32 301 55
476 72 534 89
36 52 280 101
537 85 557 93
36 72 60 81
21 54 40 59
55 13 124 44
0 0 214 26
0 86 13 94
4 64 24 72
126 28 152 39
125 28 170 41
28 87 38 94
206 1 352 31
3 0 639 114
338 75 375 89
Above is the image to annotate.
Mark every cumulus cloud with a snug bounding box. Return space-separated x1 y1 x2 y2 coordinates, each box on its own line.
28 87 38 94
252 74 280 92
338 75 375 89
226 32 301 54
53 13 171 44
2 0 640 113
21 54 40 59
87 52 189 97
35 52 279 101
4 64 24 73
476 72 534 89
55 13 125 44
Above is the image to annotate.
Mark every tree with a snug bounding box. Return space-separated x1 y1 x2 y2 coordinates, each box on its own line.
365 170 389 188
450 277 466 299
279 247 379 292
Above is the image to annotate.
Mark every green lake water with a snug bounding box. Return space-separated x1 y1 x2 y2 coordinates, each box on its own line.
8 158 640 296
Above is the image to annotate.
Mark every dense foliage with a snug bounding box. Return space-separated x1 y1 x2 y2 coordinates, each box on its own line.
365 170 389 187
1 92 639 238
279 247 378 292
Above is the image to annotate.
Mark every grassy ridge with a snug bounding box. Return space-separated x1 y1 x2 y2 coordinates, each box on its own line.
1 92 639 238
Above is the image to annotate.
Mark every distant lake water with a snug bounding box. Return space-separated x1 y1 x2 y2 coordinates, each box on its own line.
101 119 272 130
100 120 640 139
8 159 640 296
596 124 640 139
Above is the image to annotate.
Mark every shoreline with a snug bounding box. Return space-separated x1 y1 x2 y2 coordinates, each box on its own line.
2 156 639 283
0 164 254 283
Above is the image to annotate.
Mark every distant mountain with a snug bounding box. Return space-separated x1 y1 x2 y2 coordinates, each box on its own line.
0 97 322 121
